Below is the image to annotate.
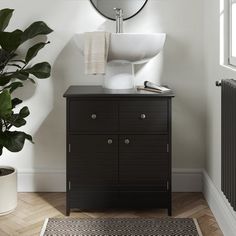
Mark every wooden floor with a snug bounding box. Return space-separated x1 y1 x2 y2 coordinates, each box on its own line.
0 193 223 236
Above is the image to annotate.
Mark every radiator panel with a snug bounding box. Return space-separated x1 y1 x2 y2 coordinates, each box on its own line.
221 79 236 210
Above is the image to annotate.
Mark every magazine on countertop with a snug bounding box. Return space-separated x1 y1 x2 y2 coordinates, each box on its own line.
137 81 171 93
144 81 171 92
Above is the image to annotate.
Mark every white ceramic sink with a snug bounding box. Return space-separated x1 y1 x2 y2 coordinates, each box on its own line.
74 33 166 89
108 33 166 64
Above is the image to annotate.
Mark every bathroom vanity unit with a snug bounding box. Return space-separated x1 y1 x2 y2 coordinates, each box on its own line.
63 86 175 216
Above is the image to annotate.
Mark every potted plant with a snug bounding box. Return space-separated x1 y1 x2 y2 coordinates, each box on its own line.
0 8 53 215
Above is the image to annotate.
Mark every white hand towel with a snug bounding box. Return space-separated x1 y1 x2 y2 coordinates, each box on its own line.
84 31 110 75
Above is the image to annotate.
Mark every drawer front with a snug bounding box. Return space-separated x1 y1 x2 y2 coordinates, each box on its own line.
69 135 118 185
119 100 168 132
69 101 118 132
119 135 169 186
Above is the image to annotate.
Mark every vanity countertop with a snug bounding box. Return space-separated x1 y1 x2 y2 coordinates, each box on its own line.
63 86 175 98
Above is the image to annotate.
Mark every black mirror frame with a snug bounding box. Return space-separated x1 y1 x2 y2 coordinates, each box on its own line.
90 0 148 21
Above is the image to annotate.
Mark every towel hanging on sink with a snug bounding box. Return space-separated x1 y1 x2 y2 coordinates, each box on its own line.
84 31 110 75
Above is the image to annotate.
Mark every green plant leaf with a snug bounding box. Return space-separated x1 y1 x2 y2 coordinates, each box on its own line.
11 71 29 81
25 62 51 78
0 29 23 52
25 41 49 63
4 82 23 93
24 132 33 143
0 131 26 152
1 71 29 84
0 75 11 86
7 114 26 128
19 106 30 118
11 98 22 108
0 49 10 70
0 8 14 31
0 90 12 117
0 49 17 71
21 21 53 42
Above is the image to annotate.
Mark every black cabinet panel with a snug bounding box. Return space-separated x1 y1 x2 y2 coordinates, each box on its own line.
119 153 169 186
118 191 169 208
120 100 168 132
69 135 118 186
64 86 174 216
69 101 118 132
119 135 168 153
119 135 169 186
70 135 117 154
70 191 117 210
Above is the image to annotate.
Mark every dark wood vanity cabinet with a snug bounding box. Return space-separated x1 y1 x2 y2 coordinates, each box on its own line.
64 86 174 216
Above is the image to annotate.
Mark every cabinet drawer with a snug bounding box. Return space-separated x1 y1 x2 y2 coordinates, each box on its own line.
119 100 168 132
69 101 118 132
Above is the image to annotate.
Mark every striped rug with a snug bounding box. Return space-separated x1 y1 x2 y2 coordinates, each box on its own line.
40 218 203 236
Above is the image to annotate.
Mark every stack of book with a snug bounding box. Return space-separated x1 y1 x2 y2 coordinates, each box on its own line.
137 81 171 93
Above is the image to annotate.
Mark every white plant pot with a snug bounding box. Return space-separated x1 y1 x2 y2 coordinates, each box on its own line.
0 166 17 215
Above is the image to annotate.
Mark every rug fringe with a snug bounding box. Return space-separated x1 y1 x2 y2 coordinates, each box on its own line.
193 218 203 236
40 218 48 236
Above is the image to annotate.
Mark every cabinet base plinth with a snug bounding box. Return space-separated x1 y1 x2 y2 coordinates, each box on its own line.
67 190 171 215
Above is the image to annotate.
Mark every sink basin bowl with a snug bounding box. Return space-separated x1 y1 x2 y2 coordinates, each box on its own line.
75 33 166 64
74 33 166 89
108 33 166 64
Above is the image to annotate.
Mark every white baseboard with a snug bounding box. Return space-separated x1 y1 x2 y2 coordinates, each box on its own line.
17 169 66 192
17 168 202 192
172 168 203 192
202 170 236 236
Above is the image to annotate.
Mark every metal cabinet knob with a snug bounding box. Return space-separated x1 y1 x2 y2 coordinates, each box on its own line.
107 139 113 145
140 113 146 119
124 139 130 145
91 114 97 119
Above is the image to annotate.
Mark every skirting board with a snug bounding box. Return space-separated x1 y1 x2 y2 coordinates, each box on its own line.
17 169 66 192
203 170 236 236
172 168 202 192
17 168 202 192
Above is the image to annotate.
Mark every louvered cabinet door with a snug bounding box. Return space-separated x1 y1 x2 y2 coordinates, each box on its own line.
68 135 118 210
119 135 170 190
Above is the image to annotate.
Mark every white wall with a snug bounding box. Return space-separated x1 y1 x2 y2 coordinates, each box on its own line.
203 0 236 234
0 0 206 190
204 0 236 194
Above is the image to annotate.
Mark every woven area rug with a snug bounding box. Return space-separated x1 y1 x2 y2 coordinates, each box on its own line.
40 218 203 236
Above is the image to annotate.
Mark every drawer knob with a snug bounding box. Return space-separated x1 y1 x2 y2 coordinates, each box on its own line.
140 113 146 119
91 114 97 119
124 139 130 145
107 139 113 145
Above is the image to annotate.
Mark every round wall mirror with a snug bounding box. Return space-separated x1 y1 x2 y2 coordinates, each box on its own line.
90 0 148 21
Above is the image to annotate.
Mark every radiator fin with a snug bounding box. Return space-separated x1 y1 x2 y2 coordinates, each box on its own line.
221 79 236 210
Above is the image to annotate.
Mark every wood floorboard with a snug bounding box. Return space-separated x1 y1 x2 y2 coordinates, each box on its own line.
0 192 223 236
